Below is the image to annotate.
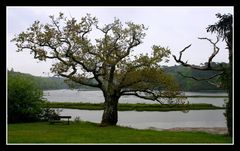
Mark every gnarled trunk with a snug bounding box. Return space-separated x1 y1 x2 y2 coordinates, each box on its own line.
101 92 119 126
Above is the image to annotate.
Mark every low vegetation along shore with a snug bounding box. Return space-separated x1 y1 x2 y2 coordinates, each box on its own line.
8 122 231 143
42 102 225 111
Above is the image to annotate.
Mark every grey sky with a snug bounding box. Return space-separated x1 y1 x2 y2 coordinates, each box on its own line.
7 6 233 77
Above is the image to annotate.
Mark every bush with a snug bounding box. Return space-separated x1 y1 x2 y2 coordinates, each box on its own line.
74 116 81 123
8 74 44 123
40 108 62 121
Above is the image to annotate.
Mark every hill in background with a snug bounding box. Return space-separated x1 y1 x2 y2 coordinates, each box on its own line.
8 63 226 92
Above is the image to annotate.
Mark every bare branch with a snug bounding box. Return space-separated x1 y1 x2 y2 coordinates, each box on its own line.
177 71 223 81
206 81 222 88
177 71 223 88
121 90 164 104
198 37 220 69
173 37 222 71
51 17 62 35
172 44 192 63
58 71 100 88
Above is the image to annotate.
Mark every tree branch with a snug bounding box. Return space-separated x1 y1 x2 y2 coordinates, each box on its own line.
177 71 223 88
58 72 100 88
173 37 222 71
121 90 164 104
172 44 192 64
198 37 220 69
177 71 223 81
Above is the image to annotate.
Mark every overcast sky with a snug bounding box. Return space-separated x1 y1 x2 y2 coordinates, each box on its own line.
7 6 233 77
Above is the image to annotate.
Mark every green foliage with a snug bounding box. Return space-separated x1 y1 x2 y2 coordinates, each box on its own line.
74 116 81 123
8 70 69 90
206 13 232 45
207 13 232 136
13 12 221 125
40 108 62 121
8 73 44 123
8 64 226 92
36 77 68 90
11 12 177 100
220 63 232 136
163 63 226 91
8 70 98 90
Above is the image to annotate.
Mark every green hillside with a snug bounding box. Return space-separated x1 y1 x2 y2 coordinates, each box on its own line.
8 63 226 91
163 63 226 91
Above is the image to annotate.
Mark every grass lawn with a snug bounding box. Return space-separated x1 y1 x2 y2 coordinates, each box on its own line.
42 102 225 111
8 121 232 144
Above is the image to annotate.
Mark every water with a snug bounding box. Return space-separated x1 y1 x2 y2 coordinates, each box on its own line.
43 90 227 130
59 109 226 130
43 89 227 107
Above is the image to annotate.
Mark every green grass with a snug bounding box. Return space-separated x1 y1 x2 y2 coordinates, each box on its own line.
42 102 225 111
8 122 232 144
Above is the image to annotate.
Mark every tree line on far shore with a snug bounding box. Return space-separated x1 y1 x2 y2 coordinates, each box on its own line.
8 62 226 92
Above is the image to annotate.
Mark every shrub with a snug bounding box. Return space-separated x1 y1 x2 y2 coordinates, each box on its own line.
40 108 62 121
74 116 81 123
8 74 44 123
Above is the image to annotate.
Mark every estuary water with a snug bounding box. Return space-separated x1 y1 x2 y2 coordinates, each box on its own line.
43 89 227 107
43 89 227 130
58 109 226 130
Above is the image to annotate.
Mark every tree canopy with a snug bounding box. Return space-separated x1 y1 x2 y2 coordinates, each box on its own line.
12 13 183 125
12 12 181 102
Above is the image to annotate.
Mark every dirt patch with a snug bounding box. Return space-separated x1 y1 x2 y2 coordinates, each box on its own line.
149 127 228 135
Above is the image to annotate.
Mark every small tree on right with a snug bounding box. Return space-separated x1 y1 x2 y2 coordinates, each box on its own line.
173 13 233 136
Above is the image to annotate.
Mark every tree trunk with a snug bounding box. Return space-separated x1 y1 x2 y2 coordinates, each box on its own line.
101 93 119 126
226 47 232 136
226 89 232 136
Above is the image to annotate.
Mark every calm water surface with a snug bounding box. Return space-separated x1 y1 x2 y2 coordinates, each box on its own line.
59 109 226 130
44 90 227 129
44 89 227 107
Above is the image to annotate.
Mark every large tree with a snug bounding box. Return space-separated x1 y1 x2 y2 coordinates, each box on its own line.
12 13 182 126
173 13 232 135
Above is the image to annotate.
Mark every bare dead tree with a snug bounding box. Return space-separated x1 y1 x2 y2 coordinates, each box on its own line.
172 37 225 87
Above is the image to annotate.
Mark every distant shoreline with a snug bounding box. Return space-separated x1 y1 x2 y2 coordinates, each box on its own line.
43 89 228 98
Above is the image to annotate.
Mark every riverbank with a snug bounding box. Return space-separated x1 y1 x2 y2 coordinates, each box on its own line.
149 127 228 135
42 102 225 111
8 122 231 144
